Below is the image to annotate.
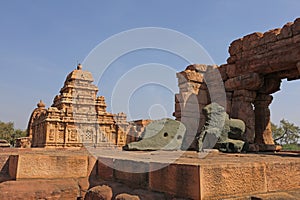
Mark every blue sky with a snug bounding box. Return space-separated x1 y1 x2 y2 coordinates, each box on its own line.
0 1 299 129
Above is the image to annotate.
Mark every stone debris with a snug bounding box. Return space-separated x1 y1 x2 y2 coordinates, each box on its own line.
115 193 140 200
198 103 246 152
85 185 113 200
123 118 186 151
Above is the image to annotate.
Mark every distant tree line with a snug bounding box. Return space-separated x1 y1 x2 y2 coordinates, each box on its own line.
0 121 27 146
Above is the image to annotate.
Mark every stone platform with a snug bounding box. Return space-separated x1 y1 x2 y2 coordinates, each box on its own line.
0 148 299 199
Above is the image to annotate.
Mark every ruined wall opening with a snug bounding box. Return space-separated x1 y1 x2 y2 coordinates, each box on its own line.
270 79 300 126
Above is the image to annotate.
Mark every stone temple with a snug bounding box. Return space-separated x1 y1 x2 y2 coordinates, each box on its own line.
27 64 131 147
1 18 299 200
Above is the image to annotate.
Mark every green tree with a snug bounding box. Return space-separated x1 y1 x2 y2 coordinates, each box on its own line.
0 121 14 142
272 119 300 145
11 129 27 146
0 121 27 146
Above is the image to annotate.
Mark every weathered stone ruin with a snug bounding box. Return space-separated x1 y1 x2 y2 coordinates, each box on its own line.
26 64 129 147
175 18 300 151
198 102 246 153
123 118 186 151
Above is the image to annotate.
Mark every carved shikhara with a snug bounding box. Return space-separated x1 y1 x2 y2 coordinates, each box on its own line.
27 64 131 147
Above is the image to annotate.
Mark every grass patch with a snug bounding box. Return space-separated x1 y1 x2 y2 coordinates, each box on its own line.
282 144 300 151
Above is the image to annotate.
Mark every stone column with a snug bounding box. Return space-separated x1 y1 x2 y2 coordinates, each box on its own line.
254 94 275 145
231 90 256 143
174 65 205 150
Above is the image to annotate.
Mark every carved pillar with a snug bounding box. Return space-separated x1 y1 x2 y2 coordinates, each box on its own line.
231 90 256 143
254 94 275 145
64 123 68 146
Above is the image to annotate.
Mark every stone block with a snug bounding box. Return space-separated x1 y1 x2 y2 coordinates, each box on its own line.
177 70 204 83
114 159 149 188
200 162 267 199
227 55 237 64
9 154 88 179
258 77 281 94
270 37 293 50
277 22 293 40
85 185 113 200
218 64 228 81
0 178 80 199
226 64 237 78
262 29 280 44
149 163 200 200
242 32 263 51
293 34 300 43
233 90 257 99
179 82 201 94
225 73 263 91
186 64 209 72
266 160 300 192
97 157 114 180
229 38 243 56
292 17 300 35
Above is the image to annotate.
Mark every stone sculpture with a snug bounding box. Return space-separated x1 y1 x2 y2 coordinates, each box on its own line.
198 102 246 153
123 118 186 151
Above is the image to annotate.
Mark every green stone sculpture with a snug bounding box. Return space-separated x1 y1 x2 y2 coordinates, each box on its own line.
123 118 186 151
198 102 246 153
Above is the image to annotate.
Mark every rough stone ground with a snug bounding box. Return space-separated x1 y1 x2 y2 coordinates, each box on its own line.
0 148 299 199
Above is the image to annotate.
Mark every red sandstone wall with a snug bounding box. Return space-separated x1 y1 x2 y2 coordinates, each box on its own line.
175 18 300 150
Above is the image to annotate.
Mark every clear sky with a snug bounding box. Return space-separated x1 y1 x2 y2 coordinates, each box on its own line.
0 1 299 129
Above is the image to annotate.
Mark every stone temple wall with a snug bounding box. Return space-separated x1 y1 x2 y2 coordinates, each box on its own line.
175 18 300 151
27 64 130 148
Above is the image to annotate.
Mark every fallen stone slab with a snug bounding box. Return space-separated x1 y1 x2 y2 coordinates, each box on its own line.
123 118 186 151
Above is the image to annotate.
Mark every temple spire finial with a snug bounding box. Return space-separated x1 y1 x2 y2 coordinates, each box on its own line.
37 100 45 108
77 63 82 70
